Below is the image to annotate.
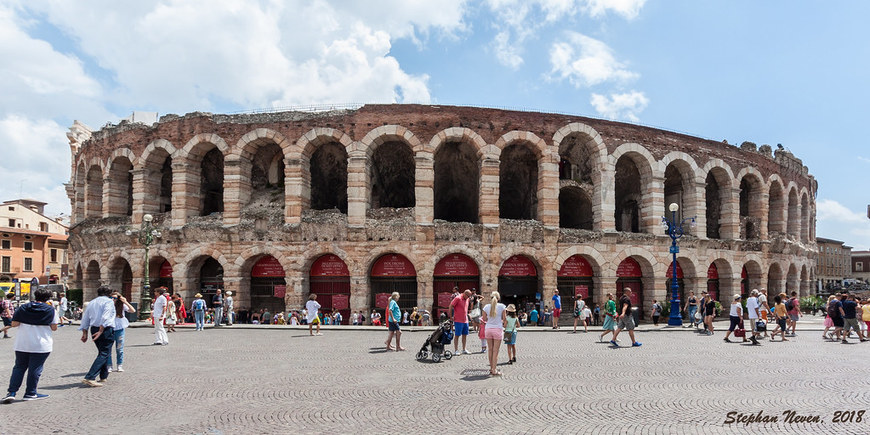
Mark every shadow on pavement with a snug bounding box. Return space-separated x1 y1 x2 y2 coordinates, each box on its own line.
41 382 84 391
60 373 87 378
459 368 492 381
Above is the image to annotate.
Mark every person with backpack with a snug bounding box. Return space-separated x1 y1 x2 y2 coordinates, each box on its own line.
573 296 587 333
192 294 207 331
650 299 663 326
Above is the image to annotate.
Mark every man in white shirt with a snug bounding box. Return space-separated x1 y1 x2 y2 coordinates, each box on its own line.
152 288 169 346
58 292 70 326
225 291 234 326
79 286 117 387
745 289 761 345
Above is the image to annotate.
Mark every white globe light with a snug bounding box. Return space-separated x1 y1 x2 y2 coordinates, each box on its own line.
143 214 154 222
669 203 679 212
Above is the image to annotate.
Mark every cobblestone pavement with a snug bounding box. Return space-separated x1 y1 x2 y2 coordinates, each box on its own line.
1 322 869 434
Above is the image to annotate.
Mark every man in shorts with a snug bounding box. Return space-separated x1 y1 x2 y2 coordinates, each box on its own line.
786 291 800 336
450 290 472 355
840 293 867 343
551 290 562 329
610 288 641 347
757 289 769 338
745 289 760 345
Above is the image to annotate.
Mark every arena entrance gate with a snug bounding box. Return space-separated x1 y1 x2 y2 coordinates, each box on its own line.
310 254 351 324
616 257 644 319
707 263 719 301
557 255 594 325
370 254 417 316
156 260 174 294
250 255 287 317
199 258 223 308
433 253 480 321
498 255 538 314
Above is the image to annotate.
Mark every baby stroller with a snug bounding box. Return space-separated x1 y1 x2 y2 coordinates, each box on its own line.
416 319 454 362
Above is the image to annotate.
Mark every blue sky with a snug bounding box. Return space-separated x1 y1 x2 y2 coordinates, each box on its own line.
1 0 868 249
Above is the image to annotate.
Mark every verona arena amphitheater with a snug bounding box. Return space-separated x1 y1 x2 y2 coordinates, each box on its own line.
65 104 817 322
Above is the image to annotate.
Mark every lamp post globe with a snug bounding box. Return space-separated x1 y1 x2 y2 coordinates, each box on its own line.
662 204 695 327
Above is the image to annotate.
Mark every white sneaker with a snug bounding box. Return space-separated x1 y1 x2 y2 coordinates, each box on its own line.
462 350 472 355
116 365 124 372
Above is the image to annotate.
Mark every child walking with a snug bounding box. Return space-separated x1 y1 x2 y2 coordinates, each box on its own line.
504 304 519 364
478 317 487 353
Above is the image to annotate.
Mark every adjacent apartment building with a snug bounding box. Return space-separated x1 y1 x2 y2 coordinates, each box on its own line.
851 251 870 284
816 237 852 291
0 199 69 285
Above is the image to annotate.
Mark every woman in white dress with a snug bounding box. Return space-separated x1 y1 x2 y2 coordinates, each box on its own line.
306 294 322 336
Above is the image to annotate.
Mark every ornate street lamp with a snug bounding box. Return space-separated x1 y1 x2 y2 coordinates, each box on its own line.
126 214 161 321
662 203 696 327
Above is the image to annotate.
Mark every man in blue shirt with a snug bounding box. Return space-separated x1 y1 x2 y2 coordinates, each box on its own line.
551 290 562 329
79 286 117 387
840 293 867 343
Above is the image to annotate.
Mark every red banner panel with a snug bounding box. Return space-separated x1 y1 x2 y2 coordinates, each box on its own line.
310 254 350 277
273 285 286 298
665 261 684 279
558 255 593 277
741 265 748 279
616 258 643 278
438 292 454 308
332 294 349 310
375 293 391 308
160 261 173 278
574 285 589 299
434 254 479 277
707 263 719 280
498 255 537 277
371 254 416 277
252 255 285 278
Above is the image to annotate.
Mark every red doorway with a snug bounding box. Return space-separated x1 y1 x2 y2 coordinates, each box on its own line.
310 254 351 324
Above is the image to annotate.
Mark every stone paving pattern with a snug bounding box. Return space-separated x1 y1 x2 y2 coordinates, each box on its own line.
1 322 869 434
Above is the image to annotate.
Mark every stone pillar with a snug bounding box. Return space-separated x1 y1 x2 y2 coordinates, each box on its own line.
721 188 741 240
759 191 770 241
131 168 152 225
597 167 616 232
347 152 368 227
103 173 127 218
644 175 665 234
691 181 707 238
349 274 369 316
171 160 198 227
284 158 305 224
479 157 500 226
415 152 434 226
538 151 560 227
222 159 248 225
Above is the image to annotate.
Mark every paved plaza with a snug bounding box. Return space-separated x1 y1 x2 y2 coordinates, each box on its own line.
2 319 869 434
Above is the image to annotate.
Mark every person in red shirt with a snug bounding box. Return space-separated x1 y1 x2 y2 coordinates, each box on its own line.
450 289 472 355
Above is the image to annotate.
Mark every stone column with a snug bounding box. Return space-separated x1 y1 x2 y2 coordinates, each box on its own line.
538 151 560 227
131 168 153 225
414 152 434 226
759 191 770 241
284 158 305 224
479 157 500 226
222 159 245 225
691 180 707 238
347 152 368 228
645 175 666 234
721 188 741 240
597 167 616 232
171 160 198 227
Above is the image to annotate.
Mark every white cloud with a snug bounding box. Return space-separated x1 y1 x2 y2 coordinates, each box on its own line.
549 32 638 87
484 0 645 68
590 91 648 121
816 199 870 250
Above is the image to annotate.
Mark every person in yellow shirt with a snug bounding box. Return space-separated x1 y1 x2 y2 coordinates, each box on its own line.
861 299 870 334
770 295 789 342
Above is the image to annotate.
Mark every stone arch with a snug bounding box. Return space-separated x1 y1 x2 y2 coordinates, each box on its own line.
736 168 764 239
106 150 135 217
421 245 487 279
431 128 484 223
706 257 735 301
178 133 230 161
609 144 657 233
559 185 593 229
767 176 786 235
610 247 658 313
233 128 293 161
786 263 799 296
554 246 607 277
767 262 784 294
660 153 701 235
84 259 102 300
179 135 229 217
495 131 551 222
741 258 764 296
552 122 608 169
361 126 419 210
702 161 734 239
139 140 176 217
359 247 421 279
106 254 136 299
138 139 178 167
800 190 810 243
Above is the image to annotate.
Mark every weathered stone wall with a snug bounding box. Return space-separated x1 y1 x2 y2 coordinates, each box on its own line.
66 104 818 317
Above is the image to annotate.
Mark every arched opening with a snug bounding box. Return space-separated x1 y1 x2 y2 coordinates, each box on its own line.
614 156 642 233
434 141 479 223
739 175 762 239
142 150 172 216
616 257 644 319
250 255 287 317
72 263 83 292
498 255 539 314
741 262 762 298
310 142 348 213
707 263 720 301
198 257 224 307
800 265 809 297
800 193 809 243
499 143 538 220
767 263 783 294
159 157 172 213
248 142 285 209
201 148 224 216
663 162 693 230
557 255 595 325
705 168 729 239
558 132 597 183
370 254 417 314
768 180 785 235
107 157 133 217
787 188 799 238
786 264 799 295
150 257 173 293
433 253 480 319
85 165 103 219
370 141 414 209
109 258 133 301
559 186 593 229
85 260 101 300
308 254 350 324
